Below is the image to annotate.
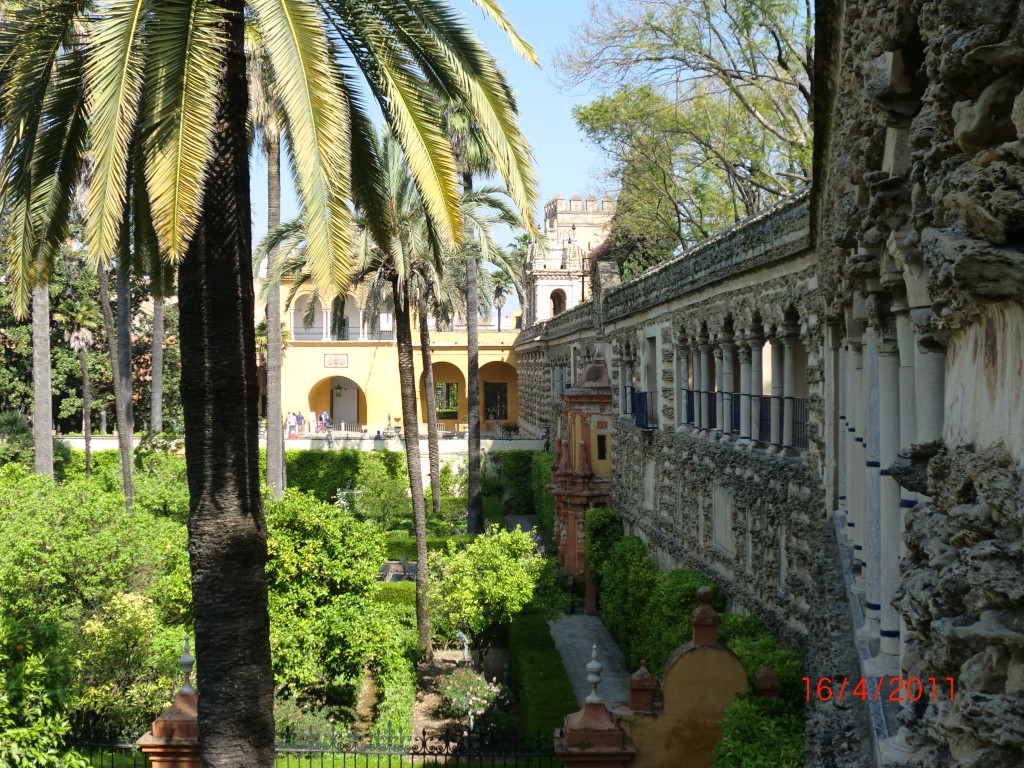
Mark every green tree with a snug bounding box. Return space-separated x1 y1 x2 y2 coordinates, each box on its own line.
559 0 812 268
428 525 563 651
0 2 537 762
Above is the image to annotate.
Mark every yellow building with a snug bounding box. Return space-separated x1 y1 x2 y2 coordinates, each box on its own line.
258 283 520 437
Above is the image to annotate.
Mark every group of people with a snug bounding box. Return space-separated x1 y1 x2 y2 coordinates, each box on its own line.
285 410 332 438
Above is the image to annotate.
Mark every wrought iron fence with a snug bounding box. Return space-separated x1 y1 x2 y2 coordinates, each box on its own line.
71 726 558 768
629 389 657 431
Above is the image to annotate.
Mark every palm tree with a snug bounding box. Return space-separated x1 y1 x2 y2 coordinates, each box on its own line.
31 284 53 476
248 24 286 499
54 297 100 477
493 284 507 331
0 3 536 764
97 263 135 510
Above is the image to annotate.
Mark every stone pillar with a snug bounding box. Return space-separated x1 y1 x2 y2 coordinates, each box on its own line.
749 335 764 445
876 319 901 666
738 342 752 444
782 330 797 452
912 313 945 445
862 321 881 634
837 341 848 514
769 337 784 451
137 637 200 768
894 300 917 668
848 336 867 591
721 340 735 439
713 345 724 435
288 307 295 339
677 344 690 431
628 661 657 713
699 344 711 432
321 308 331 341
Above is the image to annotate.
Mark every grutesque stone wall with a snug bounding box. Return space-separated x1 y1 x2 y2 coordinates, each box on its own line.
816 0 1024 764
516 193 875 767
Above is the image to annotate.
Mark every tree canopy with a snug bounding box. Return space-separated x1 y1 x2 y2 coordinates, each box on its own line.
558 0 813 276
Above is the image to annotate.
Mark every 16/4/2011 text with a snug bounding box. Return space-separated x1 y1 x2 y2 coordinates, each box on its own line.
803 677 955 702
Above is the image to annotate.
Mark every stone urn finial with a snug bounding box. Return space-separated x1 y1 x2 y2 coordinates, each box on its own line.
179 634 196 694
691 587 722 646
586 644 604 703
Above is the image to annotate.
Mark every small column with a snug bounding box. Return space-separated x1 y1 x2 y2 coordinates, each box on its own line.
288 307 296 339
713 345 724 435
769 337 784 451
137 637 200 768
359 310 367 340
677 345 690 431
837 343 848 513
894 300 917 669
862 322 881 634
738 342 752 444
321 308 330 341
782 329 797 453
875 327 901 666
749 335 764 444
699 343 712 432
912 310 945 445
848 336 867 591
721 340 735 439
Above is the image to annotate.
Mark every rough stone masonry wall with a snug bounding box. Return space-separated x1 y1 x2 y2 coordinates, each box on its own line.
817 0 1024 764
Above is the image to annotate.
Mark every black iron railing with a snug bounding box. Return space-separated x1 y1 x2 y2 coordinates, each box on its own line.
630 389 658 430
677 391 808 451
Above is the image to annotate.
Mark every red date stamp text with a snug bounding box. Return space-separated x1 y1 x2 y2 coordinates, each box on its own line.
803 676 955 702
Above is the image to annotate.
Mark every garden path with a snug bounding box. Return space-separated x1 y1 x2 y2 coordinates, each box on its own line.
502 513 631 708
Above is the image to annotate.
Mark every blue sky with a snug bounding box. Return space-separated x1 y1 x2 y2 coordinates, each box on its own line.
249 0 609 247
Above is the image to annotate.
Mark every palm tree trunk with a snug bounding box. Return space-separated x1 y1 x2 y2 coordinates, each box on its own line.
178 4 274 764
116 255 133 430
98 264 135 510
394 276 432 660
464 172 483 533
79 347 92 478
151 294 164 432
265 133 284 499
418 295 441 520
31 284 53 476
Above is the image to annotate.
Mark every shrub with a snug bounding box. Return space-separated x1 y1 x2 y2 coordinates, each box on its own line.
634 569 722 672
489 450 534 514
599 536 657 662
508 610 577 739
724 632 803 707
531 452 555 540
373 581 416 609
482 495 504 529
334 452 411 531
283 448 404 502
428 527 562 650
436 668 502 719
583 507 623 579
370 603 418 742
712 696 804 768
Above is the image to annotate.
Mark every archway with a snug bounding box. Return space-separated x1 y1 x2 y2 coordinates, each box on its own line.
308 375 366 431
551 289 567 316
419 362 467 432
479 360 518 433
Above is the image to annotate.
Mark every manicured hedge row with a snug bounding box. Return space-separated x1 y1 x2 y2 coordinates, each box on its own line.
508 610 578 739
385 533 474 561
373 581 416 609
280 449 405 503
489 450 534 515
531 452 555 541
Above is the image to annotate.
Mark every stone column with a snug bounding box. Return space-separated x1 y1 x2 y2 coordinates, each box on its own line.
699 343 711 432
288 307 295 339
848 335 866 591
738 341 752 444
749 335 764 445
714 344 724 435
675 344 692 434
912 311 945 445
875 316 901 666
721 340 735 439
837 342 848 514
769 337 784 451
321 307 331 341
782 329 797 452
894 299 917 670
862 320 881 634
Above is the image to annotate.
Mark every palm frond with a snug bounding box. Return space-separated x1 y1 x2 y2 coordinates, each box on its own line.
142 0 225 263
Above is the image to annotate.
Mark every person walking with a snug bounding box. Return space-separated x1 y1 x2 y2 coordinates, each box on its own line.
286 412 297 438
320 410 329 432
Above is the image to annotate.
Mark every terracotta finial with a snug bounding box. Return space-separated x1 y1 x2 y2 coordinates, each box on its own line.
691 587 721 645
628 660 657 712
753 661 782 698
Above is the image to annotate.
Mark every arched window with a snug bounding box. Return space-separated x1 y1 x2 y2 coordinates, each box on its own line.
551 289 567 316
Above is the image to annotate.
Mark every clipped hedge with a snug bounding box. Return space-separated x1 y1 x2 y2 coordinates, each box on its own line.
712 697 804 768
583 507 623 579
508 610 578 739
489 450 534 515
373 581 416 609
385 534 474 562
483 495 504 529
531 452 555 540
599 536 658 664
637 569 723 672
281 449 405 503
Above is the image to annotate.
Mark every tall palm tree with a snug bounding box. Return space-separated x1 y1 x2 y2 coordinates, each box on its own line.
54 296 100 476
248 23 286 498
0 3 536 764
97 263 135 509
31 284 53 476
